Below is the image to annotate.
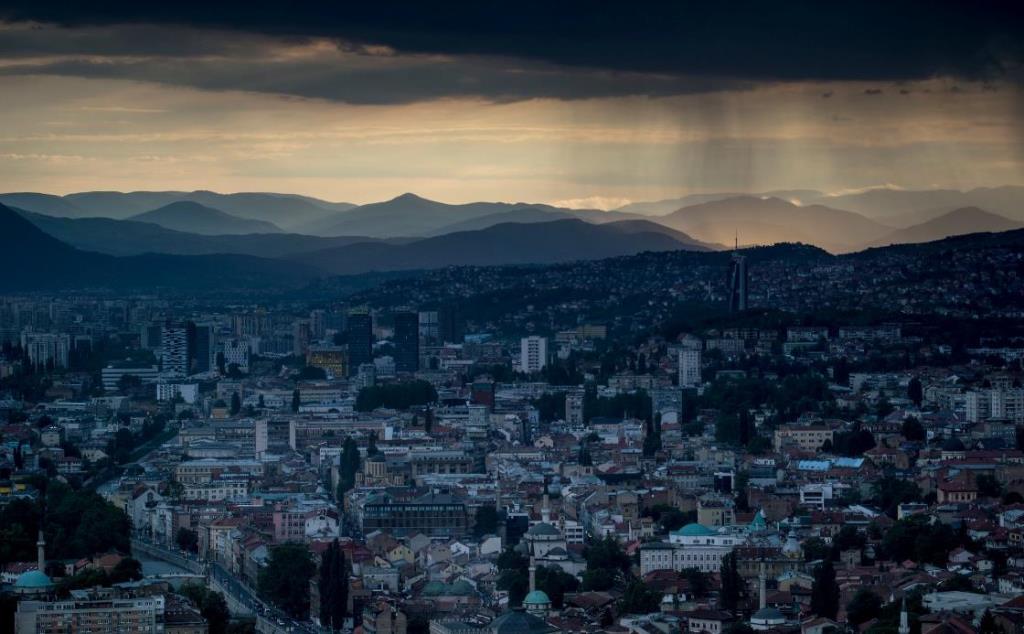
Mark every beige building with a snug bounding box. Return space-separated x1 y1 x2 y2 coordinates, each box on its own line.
773 424 835 451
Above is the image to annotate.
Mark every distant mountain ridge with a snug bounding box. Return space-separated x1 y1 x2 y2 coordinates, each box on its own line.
129 201 283 235
289 218 712 275
12 207 391 257
867 207 1024 247
0 203 318 291
0 189 355 230
654 196 891 253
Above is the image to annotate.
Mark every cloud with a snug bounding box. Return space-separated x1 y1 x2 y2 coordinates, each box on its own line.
550 195 633 211
0 22 753 104
1 1 1021 91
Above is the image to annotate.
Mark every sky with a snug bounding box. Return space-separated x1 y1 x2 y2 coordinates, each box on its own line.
0 2 1022 207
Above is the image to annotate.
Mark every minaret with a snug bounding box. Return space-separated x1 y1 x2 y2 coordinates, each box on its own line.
541 494 551 524
898 598 910 634
758 561 767 609
36 530 46 572
529 564 537 593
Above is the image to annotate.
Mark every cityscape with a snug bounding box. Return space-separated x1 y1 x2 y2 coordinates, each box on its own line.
1 4 1024 634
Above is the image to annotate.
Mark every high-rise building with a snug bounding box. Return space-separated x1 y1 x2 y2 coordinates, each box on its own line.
678 348 702 387
190 323 216 373
292 319 312 357
438 306 465 344
20 332 71 369
565 390 584 425
309 309 327 339
347 311 373 375
418 310 440 344
394 310 419 373
727 250 748 313
160 320 190 376
520 336 548 373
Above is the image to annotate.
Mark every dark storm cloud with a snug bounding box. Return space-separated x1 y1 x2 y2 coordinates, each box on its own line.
0 54 749 104
1 1 1022 83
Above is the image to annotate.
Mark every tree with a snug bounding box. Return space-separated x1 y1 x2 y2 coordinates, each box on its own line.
871 476 922 518
979 610 1003 634
318 539 348 631
366 431 379 457
109 557 143 583
181 583 230 634
578 444 593 467
719 551 743 612
216 351 226 375
811 559 840 618
474 505 499 538
584 535 631 574
258 542 315 619
337 436 360 496
682 568 709 599
230 392 241 416
907 377 923 407
846 588 882 626
292 389 301 412
902 416 926 442
176 527 199 553
619 578 661 614
977 474 1002 498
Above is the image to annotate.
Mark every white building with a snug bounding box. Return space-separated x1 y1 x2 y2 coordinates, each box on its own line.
679 348 702 388
520 336 548 373
640 523 743 574
21 332 71 369
156 382 199 404
221 339 251 373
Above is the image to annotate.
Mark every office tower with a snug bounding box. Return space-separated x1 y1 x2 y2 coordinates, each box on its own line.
418 310 440 344
438 306 465 344
190 323 216 373
520 336 548 373
160 320 190 376
140 323 162 350
347 311 373 375
309 309 327 339
678 348 702 387
565 390 584 426
727 248 749 313
394 310 419 373
293 319 312 357
20 332 71 369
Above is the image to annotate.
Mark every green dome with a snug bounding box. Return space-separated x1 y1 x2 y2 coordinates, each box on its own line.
15 570 53 589
675 523 717 537
524 590 551 605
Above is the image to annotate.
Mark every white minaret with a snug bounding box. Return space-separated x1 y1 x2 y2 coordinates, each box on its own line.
899 598 910 634
36 530 46 572
529 564 537 593
758 561 767 609
541 494 551 524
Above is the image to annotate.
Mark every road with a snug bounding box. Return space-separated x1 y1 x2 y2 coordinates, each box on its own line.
133 535 320 633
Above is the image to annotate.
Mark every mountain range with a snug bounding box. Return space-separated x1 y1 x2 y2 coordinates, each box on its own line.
866 207 1024 247
0 204 318 291
3 186 1021 255
289 218 713 275
128 201 284 235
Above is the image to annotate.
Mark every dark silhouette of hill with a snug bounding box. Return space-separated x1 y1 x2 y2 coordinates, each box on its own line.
290 218 709 274
0 203 318 291
298 193 642 237
2 189 354 230
129 201 283 235
866 207 1023 247
14 208 390 257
